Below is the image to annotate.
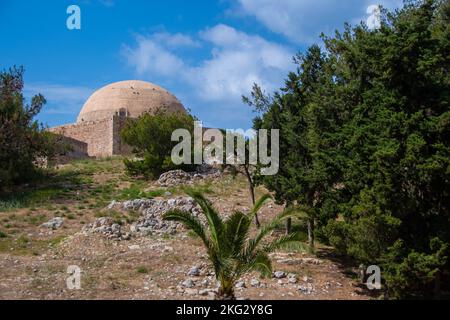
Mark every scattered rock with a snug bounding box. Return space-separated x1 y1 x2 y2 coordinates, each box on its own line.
250 279 260 287
163 246 174 253
128 245 140 250
199 288 217 296
200 279 209 287
298 283 314 295
185 288 198 295
199 289 209 296
235 281 246 289
276 258 302 265
182 279 195 288
41 217 64 230
288 274 297 284
301 258 323 265
273 271 286 279
82 217 130 241
187 266 200 277
107 200 117 210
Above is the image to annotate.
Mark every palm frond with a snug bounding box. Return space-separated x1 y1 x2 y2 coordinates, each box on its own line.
225 211 251 257
163 209 209 247
244 208 301 257
248 193 272 220
262 232 301 253
208 246 233 279
186 189 224 249
250 251 272 278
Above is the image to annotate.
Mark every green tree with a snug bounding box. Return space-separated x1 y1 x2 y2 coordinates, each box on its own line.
247 0 450 297
245 45 337 247
163 191 299 299
121 110 197 179
222 134 264 227
0 66 53 190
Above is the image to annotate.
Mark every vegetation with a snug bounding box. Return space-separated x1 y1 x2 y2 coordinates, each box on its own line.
121 110 198 179
0 67 65 191
163 191 300 299
222 136 264 228
246 0 449 298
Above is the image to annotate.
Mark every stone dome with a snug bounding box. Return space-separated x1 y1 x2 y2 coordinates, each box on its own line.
77 80 185 123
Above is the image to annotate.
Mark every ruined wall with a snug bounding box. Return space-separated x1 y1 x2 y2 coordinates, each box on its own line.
53 136 89 164
49 118 114 158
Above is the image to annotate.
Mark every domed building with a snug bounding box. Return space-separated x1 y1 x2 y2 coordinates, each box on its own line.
77 80 185 123
49 80 186 160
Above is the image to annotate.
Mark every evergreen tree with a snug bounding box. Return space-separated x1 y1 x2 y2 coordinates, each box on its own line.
0 66 54 190
247 0 450 298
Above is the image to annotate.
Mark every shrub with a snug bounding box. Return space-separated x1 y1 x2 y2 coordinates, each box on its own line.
121 110 197 179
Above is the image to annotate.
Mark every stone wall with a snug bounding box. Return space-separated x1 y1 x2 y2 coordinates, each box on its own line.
49 118 114 158
53 136 89 164
48 115 134 159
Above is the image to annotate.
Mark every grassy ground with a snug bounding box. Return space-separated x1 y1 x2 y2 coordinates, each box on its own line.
0 157 249 255
0 157 372 300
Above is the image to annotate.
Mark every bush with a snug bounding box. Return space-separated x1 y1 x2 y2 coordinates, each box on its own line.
382 239 448 299
121 110 197 179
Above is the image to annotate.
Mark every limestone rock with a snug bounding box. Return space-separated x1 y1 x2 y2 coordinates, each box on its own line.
187 266 200 277
250 279 260 287
182 279 195 288
273 271 287 279
41 217 64 230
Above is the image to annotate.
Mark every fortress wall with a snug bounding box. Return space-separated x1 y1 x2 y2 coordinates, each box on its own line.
53 136 89 164
49 118 114 158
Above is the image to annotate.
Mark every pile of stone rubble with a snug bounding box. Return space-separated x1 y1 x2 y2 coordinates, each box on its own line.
157 164 221 187
83 197 203 240
82 217 131 241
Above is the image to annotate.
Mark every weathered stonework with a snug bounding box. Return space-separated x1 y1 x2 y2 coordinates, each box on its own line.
49 115 129 158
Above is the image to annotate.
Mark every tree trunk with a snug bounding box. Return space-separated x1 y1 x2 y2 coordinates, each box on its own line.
434 271 441 298
359 264 367 285
307 218 315 248
285 217 292 235
217 279 236 300
243 165 260 228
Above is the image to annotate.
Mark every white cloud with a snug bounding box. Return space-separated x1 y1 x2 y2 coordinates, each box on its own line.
24 83 93 115
123 24 293 105
195 24 292 102
152 32 200 49
366 5 382 29
122 36 186 77
235 0 403 43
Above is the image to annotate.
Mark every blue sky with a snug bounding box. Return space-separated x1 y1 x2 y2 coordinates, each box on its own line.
0 0 402 129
